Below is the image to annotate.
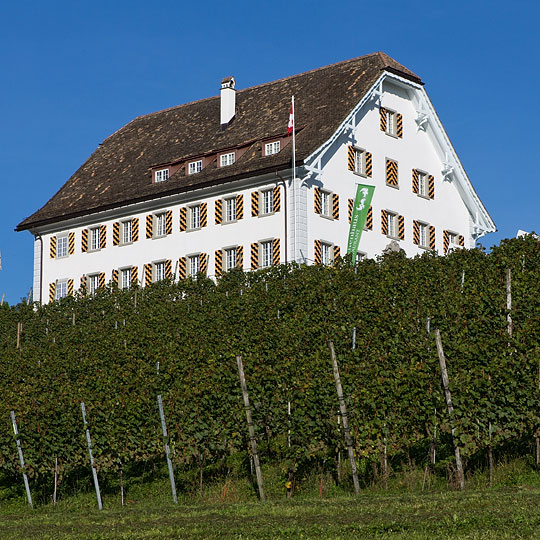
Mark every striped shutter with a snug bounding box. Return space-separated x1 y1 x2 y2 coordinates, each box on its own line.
386 159 398 187
215 199 223 224
236 245 243 268
236 194 244 220
68 233 75 255
333 245 340 260
348 198 353 224
347 145 355 171
429 225 436 250
146 215 153 238
100 225 107 248
67 279 74 296
50 236 57 259
381 210 388 235
178 257 186 280
365 206 373 231
165 259 172 278
200 203 208 227
365 152 373 177
251 243 259 270
443 230 450 254
272 238 280 266
332 194 339 220
215 249 223 277
166 210 173 235
49 282 56 302
80 275 87 294
112 269 119 286
412 169 419 194
98 272 105 288
251 191 259 217
273 186 281 212
314 240 322 265
144 263 152 286
413 220 420 245
428 175 435 199
200 253 208 275
458 235 465 247
179 207 187 232
396 113 403 138
398 215 405 240
81 228 88 252
314 187 322 214
113 222 120 246
131 266 138 286
132 218 139 242
380 107 387 132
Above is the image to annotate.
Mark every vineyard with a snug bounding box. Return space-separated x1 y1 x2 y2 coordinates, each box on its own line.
1 235 540 504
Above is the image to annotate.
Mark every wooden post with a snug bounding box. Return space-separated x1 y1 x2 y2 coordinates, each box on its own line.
10 412 33 508
328 341 360 494
506 268 512 337
236 355 265 501
53 457 58 506
16 322 22 349
488 422 493 487
81 402 103 510
434 329 465 490
157 395 178 504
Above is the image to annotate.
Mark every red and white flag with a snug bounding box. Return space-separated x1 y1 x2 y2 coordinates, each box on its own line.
287 99 294 135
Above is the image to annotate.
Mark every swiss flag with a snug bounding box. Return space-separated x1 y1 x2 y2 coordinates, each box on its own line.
288 101 294 135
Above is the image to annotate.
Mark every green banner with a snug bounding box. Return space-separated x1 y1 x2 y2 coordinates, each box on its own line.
346 184 375 263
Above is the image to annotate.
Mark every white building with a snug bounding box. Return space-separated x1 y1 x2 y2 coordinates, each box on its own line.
17 52 495 304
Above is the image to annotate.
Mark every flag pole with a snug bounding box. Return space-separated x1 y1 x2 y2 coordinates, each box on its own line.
291 96 297 263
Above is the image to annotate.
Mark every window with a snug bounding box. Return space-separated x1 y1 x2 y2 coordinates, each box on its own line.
417 172 427 197
122 220 133 244
448 232 457 247
90 227 101 251
189 254 200 276
155 213 167 237
321 242 332 265
57 236 68 258
321 190 331 217
154 261 165 282
56 281 67 300
356 252 367 263
265 141 280 156
260 241 273 268
88 274 99 295
387 212 397 238
121 268 131 289
354 148 367 175
220 152 235 167
385 109 397 136
225 197 237 222
419 222 428 248
190 205 201 229
262 189 274 215
225 247 237 270
188 160 202 175
155 169 169 183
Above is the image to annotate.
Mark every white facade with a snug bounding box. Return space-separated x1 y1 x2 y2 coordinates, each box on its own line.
31 71 495 304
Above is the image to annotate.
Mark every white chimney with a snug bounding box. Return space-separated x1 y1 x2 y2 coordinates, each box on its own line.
220 76 236 128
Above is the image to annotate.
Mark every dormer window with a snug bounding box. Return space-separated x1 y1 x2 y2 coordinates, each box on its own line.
265 141 280 156
155 168 169 183
188 160 202 175
220 152 235 167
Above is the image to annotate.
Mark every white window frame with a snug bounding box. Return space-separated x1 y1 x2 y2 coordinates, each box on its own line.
321 190 331 218
57 235 68 258
354 148 366 176
90 227 101 251
260 240 273 268
225 197 237 222
121 220 133 244
155 168 169 183
225 247 237 271
188 254 201 276
88 274 99 295
385 109 397 136
154 261 166 282
120 268 131 289
220 152 235 167
261 189 274 215
188 160 202 175
417 172 427 197
189 205 201 230
265 141 280 156
387 212 397 239
321 242 333 266
56 280 68 300
418 222 428 248
155 213 167 237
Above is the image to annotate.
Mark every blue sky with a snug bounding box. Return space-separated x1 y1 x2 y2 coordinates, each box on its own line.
0 1 538 304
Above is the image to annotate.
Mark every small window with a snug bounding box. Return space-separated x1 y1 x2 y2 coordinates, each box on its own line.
188 160 202 175
225 197 237 222
155 213 167 237
321 242 333 266
385 110 397 136
419 222 428 248
88 274 99 295
122 220 133 244
57 236 68 258
90 227 101 251
260 241 273 268
220 152 235 167
56 281 67 300
262 189 274 215
321 190 331 217
265 141 280 156
354 148 367 175
190 205 201 229
155 169 169 183
417 172 427 197
225 247 237 271
387 212 397 238
189 254 201 276
154 261 166 282
121 268 131 289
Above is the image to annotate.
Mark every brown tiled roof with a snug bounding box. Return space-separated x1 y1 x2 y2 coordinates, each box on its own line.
17 52 421 231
